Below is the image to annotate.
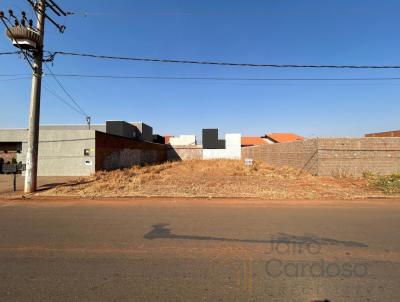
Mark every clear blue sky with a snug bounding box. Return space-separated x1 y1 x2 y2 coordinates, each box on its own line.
1 0 400 138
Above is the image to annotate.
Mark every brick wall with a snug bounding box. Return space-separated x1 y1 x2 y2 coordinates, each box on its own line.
242 139 319 174
95 131 167 171
242 138 400 176
318 138 400 176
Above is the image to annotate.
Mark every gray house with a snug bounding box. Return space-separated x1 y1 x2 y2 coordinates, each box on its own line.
0 121 166 176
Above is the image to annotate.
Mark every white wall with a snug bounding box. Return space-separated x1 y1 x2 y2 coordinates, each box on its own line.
169 135 197 146
203 133 241 160
225 133 241 158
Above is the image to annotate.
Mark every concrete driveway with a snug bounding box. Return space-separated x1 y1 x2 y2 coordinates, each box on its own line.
0 175 74 194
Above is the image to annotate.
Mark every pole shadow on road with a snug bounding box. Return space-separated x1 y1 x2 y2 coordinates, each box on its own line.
143 223 368 248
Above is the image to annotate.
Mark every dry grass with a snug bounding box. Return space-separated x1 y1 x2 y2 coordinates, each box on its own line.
39 160 383 199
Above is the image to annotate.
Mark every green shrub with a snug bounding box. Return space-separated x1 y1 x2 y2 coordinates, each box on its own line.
364 172 400 194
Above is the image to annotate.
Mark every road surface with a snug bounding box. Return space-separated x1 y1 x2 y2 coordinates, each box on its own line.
0 197 399 301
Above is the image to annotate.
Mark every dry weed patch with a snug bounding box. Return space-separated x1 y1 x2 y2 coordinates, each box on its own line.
39 160 384 199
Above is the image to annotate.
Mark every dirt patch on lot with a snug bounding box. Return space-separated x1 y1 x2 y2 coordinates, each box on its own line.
37 160 385 199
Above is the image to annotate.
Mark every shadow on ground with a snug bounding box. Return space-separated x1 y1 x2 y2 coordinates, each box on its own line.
144 223 368 248
36 182 69 192
36 180 94 192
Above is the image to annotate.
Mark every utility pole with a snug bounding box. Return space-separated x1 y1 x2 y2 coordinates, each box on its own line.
25 0 45 193
1 0 68 193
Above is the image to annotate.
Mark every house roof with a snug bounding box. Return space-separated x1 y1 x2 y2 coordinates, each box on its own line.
365 130 400 137
241 137 268 146
265 133 304 143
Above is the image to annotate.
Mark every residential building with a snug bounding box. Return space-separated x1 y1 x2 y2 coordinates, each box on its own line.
241 136 270 147
169 135 197 146
365 130 400 137
0 121 166 176
202 129 241 160
263 133 304 143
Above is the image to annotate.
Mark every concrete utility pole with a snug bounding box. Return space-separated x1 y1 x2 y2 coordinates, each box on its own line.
25 0 45 193
1 0 68 193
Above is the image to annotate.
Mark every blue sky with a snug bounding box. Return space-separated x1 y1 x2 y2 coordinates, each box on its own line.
1 0 400 138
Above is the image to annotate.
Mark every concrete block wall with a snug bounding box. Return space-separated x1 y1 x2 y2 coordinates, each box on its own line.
242 139 318 174
242 138 400 176
21 130 97 176
131 122 153 142
95 131 167 171
202 149 229 159
39 125 106 131
318 138 400 176
167 145 203 161
0 129 27 143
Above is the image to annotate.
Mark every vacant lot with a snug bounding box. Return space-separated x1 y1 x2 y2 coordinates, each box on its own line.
38 160 386 199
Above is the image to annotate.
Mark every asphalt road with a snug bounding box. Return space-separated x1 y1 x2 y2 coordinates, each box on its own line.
0 197 399 302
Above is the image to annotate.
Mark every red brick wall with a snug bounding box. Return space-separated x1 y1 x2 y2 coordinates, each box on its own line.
95 131 167 171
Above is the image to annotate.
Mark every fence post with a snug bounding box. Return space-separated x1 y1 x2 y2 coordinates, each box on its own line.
13 173 16 192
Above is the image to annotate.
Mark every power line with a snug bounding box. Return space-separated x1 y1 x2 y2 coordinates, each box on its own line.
0 74 27 76
0 76 31 81
69 10 298 17
42 81 86 116
4 50 400 69
66 9 392 18
4 73 400 81
51 51 400 69
0 51 22 55
43 62 89 117
44 74 400 81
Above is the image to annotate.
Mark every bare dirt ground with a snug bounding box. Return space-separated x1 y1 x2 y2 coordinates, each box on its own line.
37 160 387 199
